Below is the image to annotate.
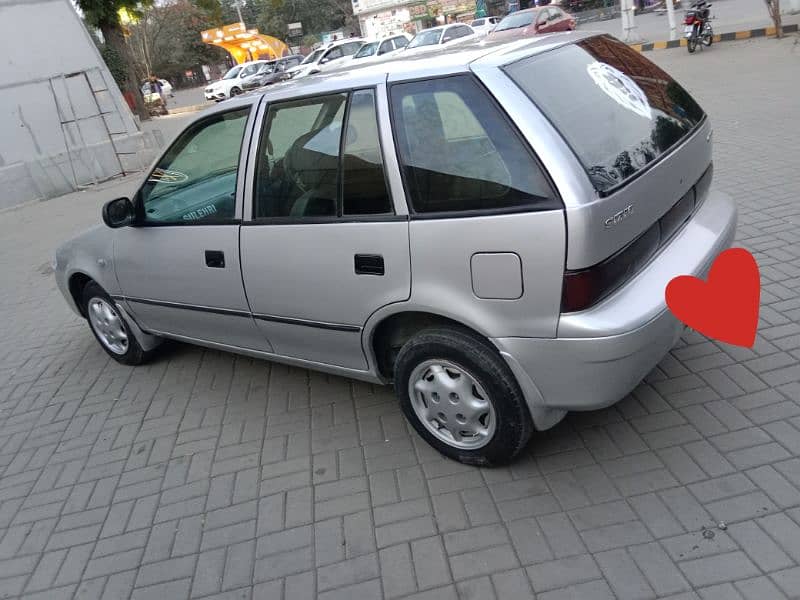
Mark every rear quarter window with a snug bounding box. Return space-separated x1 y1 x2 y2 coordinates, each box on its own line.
505 35 705 194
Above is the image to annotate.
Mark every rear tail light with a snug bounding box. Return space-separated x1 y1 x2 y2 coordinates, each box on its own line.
684 14 696 24
560 169 709 313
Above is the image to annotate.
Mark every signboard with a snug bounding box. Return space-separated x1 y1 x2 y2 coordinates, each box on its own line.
440 0 477 14
409 1 442 18
287 22 303 37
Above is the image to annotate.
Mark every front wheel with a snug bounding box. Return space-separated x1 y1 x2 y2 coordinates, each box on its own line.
229 87 242 97
82 281 155 365
687 35 697 53
702 29 713 46
394 328 533 466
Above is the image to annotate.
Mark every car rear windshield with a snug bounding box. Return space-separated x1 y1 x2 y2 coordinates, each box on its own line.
505 35 705 194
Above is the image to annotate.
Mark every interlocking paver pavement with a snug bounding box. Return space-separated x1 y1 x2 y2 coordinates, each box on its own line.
1 36 799 599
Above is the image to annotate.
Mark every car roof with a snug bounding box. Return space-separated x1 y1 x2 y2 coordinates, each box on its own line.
196 31 596 118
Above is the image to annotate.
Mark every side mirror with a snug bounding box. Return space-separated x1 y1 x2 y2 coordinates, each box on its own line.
102 197 135 228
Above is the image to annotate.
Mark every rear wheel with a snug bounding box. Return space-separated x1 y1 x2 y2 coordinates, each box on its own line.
82 282 154 366
687 36 697 53
394 327 533 466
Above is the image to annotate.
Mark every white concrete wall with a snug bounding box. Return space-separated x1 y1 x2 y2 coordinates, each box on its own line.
0 0 160 209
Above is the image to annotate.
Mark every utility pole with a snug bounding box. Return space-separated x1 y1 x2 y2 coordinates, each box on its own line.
666 0 677 40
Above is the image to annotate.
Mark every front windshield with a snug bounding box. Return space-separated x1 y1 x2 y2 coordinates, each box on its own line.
222 66 242 79
407 29 443 48
354 42 378 58
495 11 535 31
301 49 324 65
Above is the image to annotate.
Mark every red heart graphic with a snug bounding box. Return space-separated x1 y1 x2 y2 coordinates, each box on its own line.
665 248 760 348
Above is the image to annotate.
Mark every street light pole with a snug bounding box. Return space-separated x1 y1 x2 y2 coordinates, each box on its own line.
236 0 245 27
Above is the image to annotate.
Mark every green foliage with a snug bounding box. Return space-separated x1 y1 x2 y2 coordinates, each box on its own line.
76 0 152 28
100 43 128 85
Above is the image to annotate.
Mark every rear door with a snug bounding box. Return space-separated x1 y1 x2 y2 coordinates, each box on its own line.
388 74 566 338
240 87 410 370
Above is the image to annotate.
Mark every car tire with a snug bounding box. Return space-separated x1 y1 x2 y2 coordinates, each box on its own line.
394 327 533 466
82 281 155 366
230 87 242 97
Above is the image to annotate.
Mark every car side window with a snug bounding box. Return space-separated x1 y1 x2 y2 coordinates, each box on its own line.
390 76 555 214
241 64 258 77
342 90 392 215
325 47 344 61
342 42 363 55
139 109 249 224
255 94 346 219
253 90 392 219
394 36 409 49
379 40 394 55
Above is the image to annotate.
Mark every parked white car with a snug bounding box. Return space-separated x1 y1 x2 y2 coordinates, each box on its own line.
285 39 366 79
204 61 266 101
140 79 173 98
470 16 501 36
350 34 411 64
404 24 477 54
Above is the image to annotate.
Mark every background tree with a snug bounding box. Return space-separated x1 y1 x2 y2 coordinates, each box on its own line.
128 1 227 85
765 0 782 38
77 0 152 120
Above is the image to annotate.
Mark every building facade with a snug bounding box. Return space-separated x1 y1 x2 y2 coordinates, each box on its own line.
0 0 161 210
353 0 506 38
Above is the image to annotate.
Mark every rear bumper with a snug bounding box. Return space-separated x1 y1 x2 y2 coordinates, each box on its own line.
494 186 737 427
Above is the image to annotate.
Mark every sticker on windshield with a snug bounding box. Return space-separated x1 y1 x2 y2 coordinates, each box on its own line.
586 62 652 120
148 168 189 184
182 204 218 221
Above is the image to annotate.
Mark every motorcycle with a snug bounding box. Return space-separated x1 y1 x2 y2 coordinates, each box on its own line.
684 0 713 53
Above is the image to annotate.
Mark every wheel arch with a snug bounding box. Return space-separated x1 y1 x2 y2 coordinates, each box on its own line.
365 308 499 381
68 272 94 318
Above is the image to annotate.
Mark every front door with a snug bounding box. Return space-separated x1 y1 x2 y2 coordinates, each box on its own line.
240 88 410 370
114 106 270 352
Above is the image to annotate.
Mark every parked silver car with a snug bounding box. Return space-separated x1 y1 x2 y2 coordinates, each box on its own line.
54 33 736 465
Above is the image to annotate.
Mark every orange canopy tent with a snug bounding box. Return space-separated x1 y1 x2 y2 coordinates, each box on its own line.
201 22 290 63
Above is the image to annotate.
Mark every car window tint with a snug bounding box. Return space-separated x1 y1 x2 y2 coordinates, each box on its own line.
394 36 409 48
505 35 705 192
379 40 394 54
472 18 484 26
390 76 554 214
356 42 378 58
342 90 392 215
254 94 347 218
326 47 344 60
341 42 363 55
140 109 248 223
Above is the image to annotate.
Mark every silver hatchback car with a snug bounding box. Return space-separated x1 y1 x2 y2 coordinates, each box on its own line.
55 33 736 465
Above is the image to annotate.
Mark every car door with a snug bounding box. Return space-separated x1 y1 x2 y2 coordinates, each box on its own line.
535 9 552 33
240 87 410 370
114 105 271 351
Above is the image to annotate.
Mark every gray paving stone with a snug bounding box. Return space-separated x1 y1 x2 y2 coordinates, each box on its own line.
679 551 761 587
526 554 601 593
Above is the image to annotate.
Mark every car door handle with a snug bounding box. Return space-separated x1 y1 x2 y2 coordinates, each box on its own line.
205 250 225 268
354 254 384 276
